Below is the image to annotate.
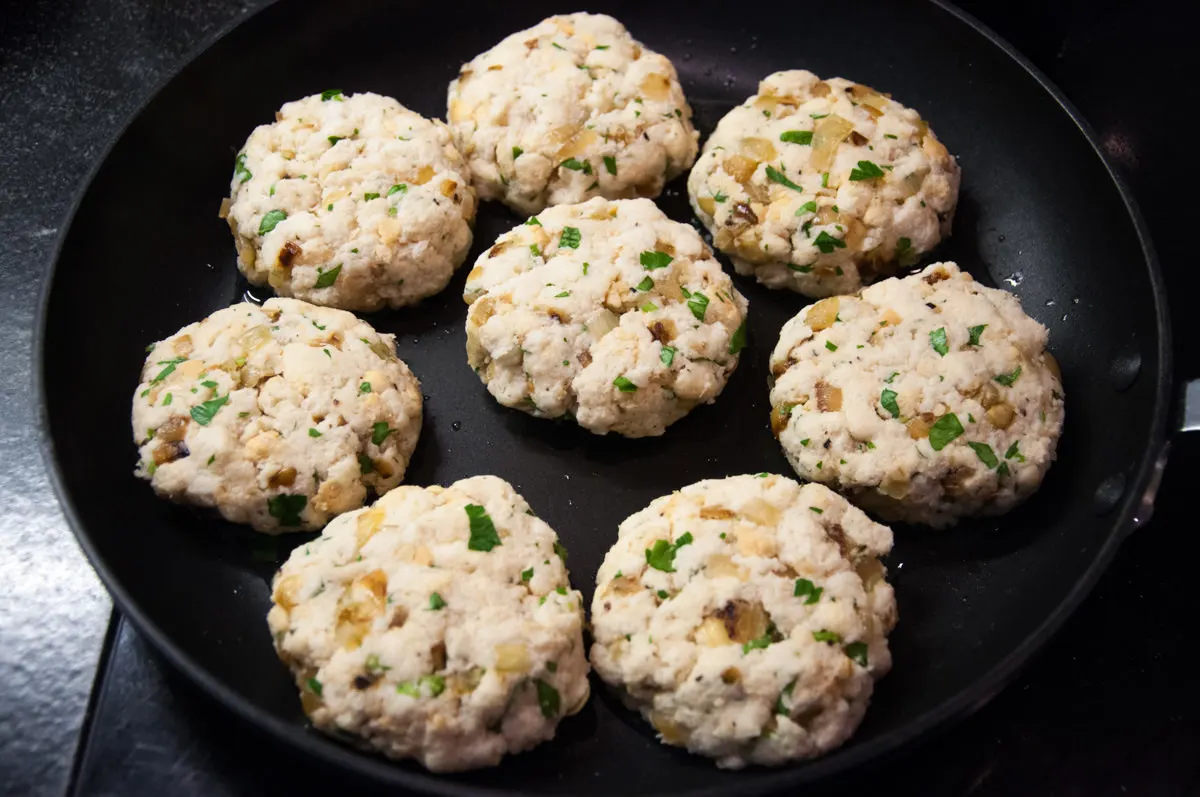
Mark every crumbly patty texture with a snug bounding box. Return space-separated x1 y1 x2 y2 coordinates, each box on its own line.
769 262 1065 527
590 475 896 768
447 13 698 215
464 197 749 438
267 476 589 772
688 70 960 298
131 298 422 533
225 91 477 311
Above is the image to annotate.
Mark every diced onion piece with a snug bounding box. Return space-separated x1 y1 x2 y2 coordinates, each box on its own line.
448 99 470 123
906 417 930 439
699 506 735 520
589 309 619 340
557 128 598 160
356 506 387 549
740 137 777 162
238 324 273 352
770 404 792 437
816 382 843 412
650 711 689 744
448 666 485 694
736 526 777 557
880 308 903 327
413 165 435 185
726 599 769 644
494 643 530 674
706 554 747 581
880 469 910 499
694 616 733 647
639 73 672 101
809 114 855 173
856 557 886 590
217 197 232 220
986 403 1015 429
697 195 716 216
723 154 758 185
739 497 781 527
805 297 840 332
273 574 304 611
1044 352 1062 382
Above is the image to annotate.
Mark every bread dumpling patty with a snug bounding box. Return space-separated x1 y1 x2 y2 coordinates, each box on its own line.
688 70 960 298
590 474 896 768
224 91 476 311
267 476 589 772
447 12 698 215
464 197 749 438
131 298 422 533
769 262 1064 527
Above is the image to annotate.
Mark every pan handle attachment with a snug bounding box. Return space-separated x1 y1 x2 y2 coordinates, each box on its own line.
1181 379 1200 433
1131 380 1199 531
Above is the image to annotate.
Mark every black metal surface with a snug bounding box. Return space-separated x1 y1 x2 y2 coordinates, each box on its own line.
34 0 1174 795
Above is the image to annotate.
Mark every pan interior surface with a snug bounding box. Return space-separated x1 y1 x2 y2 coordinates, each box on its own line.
39 0 1166 794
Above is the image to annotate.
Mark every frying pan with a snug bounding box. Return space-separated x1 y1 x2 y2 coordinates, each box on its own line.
35 0 1188 794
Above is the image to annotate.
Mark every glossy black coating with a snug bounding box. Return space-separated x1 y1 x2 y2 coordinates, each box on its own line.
38 0 1171 794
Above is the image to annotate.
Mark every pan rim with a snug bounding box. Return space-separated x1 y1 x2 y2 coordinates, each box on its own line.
32 0 1173 794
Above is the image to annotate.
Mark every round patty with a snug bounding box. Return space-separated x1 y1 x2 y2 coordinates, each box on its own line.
224 91 476 311
688 70 960 298
769 262 1065 527
447 12 698 215
590 474 896 768
131 298 422 533
464 197 749 438
267 476 590 772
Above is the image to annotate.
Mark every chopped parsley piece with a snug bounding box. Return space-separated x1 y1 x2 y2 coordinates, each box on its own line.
327 135 345 145
314 264 342 288
306 677 323 696
530 244 542 257
359 382 371 393
258 209 287 235
687 291 709 321
535 679 561 718
968 441 999 469
640 250 673 270
595 44 610 50
369 422 393 446
800 438 810 446
206 454 215 465
657 589 670 600
844 641 869 667
308 428 322 438
713 190 728 203
554 540 568 562
190 395 228 426
814 230 846 254
794 578 823 604
512 146 523 159
613 375 638 393
779 130 814 145
821 172 830 187
796 200 818 215
234 152 252 184
363 192 380 201
775 681 796 715
884 371 899 384
268 494 307 526
388 183 407 196
636 276 654 291
525 216 542 226
358 453 374 474
742 632 773 654
465 504 502 551
765 164 803 191
521 567 534 583
880 388 900 418
789 264 814 273
641 301 658 312
1005 442 1026 462
729 320 748 354
928 412 965 451
968 324 987 346
428 592 447 610
812 630 842 644
320 89 343 101
396 681 419 697
849 160 885 181
555 290 571 298
550 41 566 50
930 327 949 356
603 155 617 175
825 340 838 352
559 226 581 248
421 674 446 697
645 532 693 572
998 462 1011 478
994 365 1022 386
560 157 592 174
660 346 676 366
809 506 824 514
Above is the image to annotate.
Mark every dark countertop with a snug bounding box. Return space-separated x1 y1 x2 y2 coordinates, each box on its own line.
1 1 1196 795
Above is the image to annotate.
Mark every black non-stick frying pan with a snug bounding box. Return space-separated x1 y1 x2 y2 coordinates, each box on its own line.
36 0 1182 794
